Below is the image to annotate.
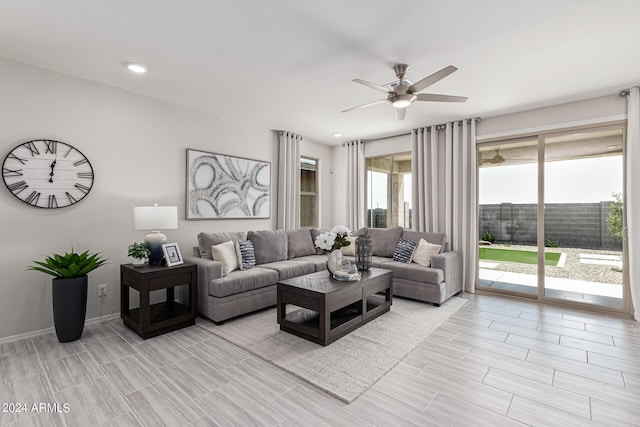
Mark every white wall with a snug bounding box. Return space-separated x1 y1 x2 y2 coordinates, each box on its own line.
0 58 334 338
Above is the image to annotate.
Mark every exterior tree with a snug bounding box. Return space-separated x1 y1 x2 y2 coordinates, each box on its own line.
607 192 623 240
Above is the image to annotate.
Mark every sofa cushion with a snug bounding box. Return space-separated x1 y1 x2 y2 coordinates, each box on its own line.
235 240 256 270
208 267 279 298
382 261 444 284
402 230 446 251
340 236 357 256
197 231 247 260
392 238 418 263
248 230 288 265
211 240 239 276
343 255 394 268
413 238 442 267
368 227 403 257
287 229 316 259
289 254 328 272
258 260 316 280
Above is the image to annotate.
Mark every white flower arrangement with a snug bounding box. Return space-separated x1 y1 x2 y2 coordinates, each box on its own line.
314 226 352 252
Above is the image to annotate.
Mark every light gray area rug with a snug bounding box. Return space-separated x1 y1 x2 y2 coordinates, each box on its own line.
201 296 468 403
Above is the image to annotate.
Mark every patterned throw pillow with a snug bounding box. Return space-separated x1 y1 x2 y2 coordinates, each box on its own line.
392 238 418 263
235 240 256 270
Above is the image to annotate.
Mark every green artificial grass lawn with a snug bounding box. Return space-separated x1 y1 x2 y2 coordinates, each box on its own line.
478 247 561 266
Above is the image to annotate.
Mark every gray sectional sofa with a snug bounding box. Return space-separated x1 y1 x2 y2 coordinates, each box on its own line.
184 227 462 324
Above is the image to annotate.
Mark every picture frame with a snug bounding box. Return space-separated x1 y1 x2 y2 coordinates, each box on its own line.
162 243 183 267
185 148 271 220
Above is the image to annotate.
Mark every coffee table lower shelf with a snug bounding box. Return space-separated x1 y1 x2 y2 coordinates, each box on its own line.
277 268 393 346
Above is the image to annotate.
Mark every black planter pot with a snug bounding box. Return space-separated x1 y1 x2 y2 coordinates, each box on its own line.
52 276 88 343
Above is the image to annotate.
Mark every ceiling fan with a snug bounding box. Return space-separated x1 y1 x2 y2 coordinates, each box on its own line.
342 64 468 120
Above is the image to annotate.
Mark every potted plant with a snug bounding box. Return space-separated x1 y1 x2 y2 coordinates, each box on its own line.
128 242 151 267
28 249 107 343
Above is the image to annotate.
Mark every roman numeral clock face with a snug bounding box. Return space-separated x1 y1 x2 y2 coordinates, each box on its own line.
2 140 94 209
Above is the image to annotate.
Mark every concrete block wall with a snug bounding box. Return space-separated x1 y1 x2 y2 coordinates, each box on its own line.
479 202 622 250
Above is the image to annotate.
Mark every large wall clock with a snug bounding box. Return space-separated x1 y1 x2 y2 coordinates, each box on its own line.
2 139 94 209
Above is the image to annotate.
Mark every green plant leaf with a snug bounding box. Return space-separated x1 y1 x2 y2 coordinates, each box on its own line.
27 249 107 279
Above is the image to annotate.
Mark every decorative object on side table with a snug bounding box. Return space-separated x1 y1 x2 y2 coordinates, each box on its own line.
314 225 352 275
27 249 107 342
134 204 178 266
355 233 372 271
162 243 183 267
128 242 151 267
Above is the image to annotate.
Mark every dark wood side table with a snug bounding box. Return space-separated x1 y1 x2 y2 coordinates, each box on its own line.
120 263 197 339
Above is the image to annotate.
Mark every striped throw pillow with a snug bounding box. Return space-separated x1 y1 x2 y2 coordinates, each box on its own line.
392 238 418 263
235 240 256 270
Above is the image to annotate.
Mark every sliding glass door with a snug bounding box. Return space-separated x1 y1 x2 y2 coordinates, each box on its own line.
478 138 539 296
542 128 624 308
478 125 628 311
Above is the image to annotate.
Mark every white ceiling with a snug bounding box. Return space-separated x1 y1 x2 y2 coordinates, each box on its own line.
1 1 639 145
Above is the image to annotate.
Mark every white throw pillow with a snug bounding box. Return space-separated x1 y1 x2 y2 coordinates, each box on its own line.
340 236 357 256
234 241 244 271
412 238 442 267
212 240 239 276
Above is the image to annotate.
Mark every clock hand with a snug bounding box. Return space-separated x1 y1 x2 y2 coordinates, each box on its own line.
49 159 57 183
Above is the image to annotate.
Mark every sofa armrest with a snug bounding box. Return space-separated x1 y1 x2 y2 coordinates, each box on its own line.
431 251 462 297
183 256 223 316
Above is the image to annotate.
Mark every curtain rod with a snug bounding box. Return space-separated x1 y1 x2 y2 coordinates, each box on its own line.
361 117 481 143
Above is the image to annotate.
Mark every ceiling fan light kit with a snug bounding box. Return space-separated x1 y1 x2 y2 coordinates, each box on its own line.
343 63 468 120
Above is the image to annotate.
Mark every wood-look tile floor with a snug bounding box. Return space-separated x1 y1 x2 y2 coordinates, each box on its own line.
1 292 639 426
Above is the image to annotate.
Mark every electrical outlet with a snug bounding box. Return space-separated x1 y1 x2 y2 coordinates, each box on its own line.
98 284 107 298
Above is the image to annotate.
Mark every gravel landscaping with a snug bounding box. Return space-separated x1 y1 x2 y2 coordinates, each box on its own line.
482 244 623 285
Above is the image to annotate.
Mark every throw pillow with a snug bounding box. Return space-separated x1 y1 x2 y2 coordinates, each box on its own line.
367 226 403 257
247 230 288 265
197 231 247 259
412 238 442 267
212 240 239 276
392 238 418 263
340 235 357 256
235 240 256 270
286 229 316 259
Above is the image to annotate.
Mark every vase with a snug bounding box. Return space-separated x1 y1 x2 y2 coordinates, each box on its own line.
327 249 343 274
52 276 88 343
132 258 145 267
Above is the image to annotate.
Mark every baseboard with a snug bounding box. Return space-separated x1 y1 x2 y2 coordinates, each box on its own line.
0 312 120 345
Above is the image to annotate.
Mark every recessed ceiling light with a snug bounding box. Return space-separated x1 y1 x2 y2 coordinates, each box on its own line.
125 63 148 74
333 133 342 138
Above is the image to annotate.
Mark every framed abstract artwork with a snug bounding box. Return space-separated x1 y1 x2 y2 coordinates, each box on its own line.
186 149 271 219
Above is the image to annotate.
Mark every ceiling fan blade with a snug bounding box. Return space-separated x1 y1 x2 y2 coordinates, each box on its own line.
353 79 390 93
409 65 458 93
341 99 387 113
395 108 406 121
416 93 468 103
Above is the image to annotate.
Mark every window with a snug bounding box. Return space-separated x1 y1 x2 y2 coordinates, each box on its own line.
300 157 318 227
366 153 412 228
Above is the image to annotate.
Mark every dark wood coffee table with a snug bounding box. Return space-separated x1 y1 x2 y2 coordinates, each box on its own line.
277 267 392 345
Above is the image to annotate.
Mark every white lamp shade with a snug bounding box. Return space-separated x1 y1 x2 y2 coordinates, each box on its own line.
134 206 178 230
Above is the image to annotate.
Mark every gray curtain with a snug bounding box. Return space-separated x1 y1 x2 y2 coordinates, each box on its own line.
412 120 477 292
277 131 301 230
626 87 639 320
344 140 365 230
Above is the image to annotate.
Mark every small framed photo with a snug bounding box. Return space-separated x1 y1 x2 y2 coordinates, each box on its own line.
162 243 183 267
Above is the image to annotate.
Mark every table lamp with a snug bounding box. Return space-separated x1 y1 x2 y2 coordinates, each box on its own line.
134 204 178 266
